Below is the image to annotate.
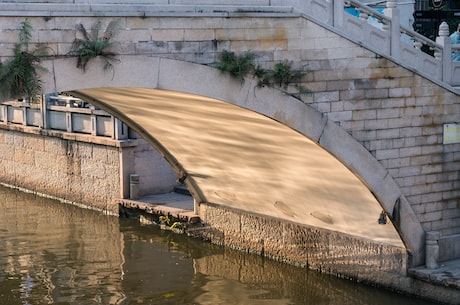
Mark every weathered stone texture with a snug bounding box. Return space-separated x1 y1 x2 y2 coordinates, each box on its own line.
0 128 176 214
0 130 121 213
199 202 407 286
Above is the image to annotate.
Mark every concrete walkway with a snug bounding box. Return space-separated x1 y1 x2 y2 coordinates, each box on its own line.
119 192 197 223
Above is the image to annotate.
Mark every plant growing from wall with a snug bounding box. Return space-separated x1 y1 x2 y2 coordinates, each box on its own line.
214 51 311 99
256 60 311 98
214 50 257 83
69 19 121 74
0 19 49 101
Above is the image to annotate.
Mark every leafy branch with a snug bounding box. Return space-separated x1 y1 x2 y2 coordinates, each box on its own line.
0 19 49 101
69 19 121 74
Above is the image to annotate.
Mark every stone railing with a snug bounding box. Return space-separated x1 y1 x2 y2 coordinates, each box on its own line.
0 96 129 140
289 0 459 87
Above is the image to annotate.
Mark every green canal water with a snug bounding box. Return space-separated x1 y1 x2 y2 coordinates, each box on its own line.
0 185 438 305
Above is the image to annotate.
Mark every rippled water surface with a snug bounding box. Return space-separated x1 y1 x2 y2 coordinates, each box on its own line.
0 186 438 305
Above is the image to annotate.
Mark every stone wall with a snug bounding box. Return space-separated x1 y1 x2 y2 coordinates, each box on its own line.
0 126 177 214
195 202 407 283
0 128 121 214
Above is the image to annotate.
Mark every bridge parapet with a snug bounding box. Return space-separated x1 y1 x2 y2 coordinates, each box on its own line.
0 97 128 140
0 0 459 87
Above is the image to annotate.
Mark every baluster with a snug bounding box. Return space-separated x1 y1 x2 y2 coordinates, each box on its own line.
382 20 390 32
435 22 449 60
413 38 423 50
357 8 368 22
383 0 397 31
386 0 397 8
435 21 452 83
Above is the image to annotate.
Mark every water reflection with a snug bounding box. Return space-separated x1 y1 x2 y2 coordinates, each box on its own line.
0 186 436 305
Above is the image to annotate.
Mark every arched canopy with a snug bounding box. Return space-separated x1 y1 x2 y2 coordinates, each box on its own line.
71 87 404 247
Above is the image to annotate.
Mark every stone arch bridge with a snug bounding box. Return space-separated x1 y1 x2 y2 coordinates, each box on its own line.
0 0 459 283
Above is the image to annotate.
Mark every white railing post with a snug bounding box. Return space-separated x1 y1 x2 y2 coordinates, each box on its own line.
21 99 30 126
426 231 440 269
333 0 344 28
436 22 451 83
384 0 400 59
88 105 97 136
113 117 128 140
0 104 7 124
40 94 47 129
66 111 72 132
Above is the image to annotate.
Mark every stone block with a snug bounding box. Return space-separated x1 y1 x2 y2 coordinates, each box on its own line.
377 108 400 119
117 29 152 42
376 128 400 139
389 87 411 98
375 148 399 160
365 88 389 99
314 91 339 103
364 119 389 130
352 109 377 120
327 111 352 122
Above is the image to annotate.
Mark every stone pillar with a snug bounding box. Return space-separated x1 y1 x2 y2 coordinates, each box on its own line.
383 0 400 58
129 174 140 200
426 231 440 269
113 117 128 140
436 22 452 82
333 0 344 28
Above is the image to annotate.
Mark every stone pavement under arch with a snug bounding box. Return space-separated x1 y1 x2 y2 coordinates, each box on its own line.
71 87 404 248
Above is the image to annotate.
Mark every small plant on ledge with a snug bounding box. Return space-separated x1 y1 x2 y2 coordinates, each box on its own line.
256 60 311 98
214 50 257 84
0 19 49 101
213 51 311 99
69 19 121 75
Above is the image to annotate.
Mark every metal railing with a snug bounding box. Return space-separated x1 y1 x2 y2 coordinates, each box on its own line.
0 95 129 140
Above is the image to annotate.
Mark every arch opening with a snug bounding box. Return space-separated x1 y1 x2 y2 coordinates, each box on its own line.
68 86 404 248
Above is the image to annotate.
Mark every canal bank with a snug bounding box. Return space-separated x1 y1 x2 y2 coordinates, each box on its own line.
119 192 460 305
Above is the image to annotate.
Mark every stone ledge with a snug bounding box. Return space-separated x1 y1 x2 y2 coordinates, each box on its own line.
408 259 460 290
439 234 460 262
0 4 296 17
0 122 138 147
118 192 198 225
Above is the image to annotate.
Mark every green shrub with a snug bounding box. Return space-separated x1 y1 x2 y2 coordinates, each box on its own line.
69 19 120 73
0 19 49 101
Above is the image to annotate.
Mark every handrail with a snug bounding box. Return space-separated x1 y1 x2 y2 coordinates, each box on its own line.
326 0 459 87
0 98 129 140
